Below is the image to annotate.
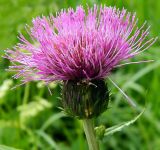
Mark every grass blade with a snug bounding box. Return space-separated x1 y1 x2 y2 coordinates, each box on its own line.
104 109 145 136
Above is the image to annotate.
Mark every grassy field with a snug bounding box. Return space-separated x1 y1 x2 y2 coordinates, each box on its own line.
0 0 160 150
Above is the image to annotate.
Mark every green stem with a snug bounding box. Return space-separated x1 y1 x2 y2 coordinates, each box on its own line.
82 119 99 150
23 83 30 105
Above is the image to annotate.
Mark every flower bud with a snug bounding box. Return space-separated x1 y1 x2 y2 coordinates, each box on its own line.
95 125 106 140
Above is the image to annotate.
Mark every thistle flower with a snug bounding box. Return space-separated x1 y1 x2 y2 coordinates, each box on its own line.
5 5 156 118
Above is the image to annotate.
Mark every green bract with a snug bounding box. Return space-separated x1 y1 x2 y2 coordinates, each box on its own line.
62 80 109 119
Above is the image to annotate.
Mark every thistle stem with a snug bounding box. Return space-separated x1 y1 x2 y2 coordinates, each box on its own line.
82 119 99 150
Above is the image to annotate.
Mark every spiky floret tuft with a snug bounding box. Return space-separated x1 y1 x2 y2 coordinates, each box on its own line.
5 5 156 84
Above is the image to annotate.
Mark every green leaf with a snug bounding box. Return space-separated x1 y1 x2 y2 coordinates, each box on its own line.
41 112 65 130
0 145 22 150
115 60 160 104
104 109 145 136
36 130 60 150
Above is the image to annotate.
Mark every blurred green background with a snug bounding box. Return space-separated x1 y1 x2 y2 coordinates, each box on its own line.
0 0 160 150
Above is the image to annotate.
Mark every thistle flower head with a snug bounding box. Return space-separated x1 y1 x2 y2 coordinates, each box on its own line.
5 5 155 83
5 5 156 118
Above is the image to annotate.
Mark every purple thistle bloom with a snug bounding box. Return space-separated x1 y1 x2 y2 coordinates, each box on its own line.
5 5 156 85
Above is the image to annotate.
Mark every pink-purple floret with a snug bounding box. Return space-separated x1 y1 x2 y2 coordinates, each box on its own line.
5 5 155 83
